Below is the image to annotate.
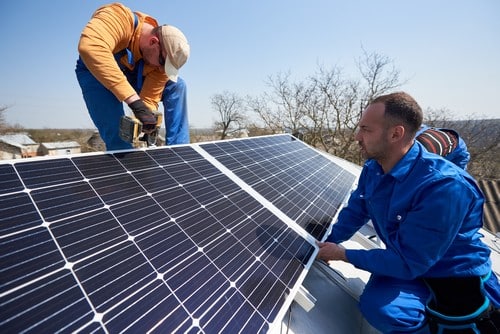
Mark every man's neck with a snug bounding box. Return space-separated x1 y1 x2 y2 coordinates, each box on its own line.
379 141 414 174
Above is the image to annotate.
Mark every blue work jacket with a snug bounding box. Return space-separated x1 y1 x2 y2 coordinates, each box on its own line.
328 141 491 280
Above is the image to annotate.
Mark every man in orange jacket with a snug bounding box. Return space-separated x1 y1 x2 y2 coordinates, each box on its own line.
75 3 190 150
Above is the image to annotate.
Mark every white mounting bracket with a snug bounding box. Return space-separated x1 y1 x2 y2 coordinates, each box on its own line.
294 285 317 312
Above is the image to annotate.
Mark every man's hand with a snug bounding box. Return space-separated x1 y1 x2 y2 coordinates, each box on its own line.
316 241 348 262
128 99 157 132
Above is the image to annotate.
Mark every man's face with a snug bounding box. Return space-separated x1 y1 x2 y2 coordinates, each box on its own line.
355 102 390 161
142 37 166 72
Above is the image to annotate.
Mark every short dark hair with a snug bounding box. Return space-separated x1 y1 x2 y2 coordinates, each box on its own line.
371 92 423 137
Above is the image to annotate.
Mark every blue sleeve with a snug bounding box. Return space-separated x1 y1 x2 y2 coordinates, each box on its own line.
326 170 370 243
162 77 190 145
345 176 478 279
449 137 470 170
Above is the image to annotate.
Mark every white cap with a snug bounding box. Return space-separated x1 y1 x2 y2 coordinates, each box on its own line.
158 25 190 82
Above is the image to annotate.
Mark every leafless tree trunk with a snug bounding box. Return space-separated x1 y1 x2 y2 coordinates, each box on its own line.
211 91 246 140
0 105 8 133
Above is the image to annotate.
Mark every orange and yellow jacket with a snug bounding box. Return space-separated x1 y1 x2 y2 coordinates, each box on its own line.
77 3 167 111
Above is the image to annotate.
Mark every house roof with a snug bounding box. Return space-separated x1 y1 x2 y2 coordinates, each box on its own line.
478 179 500 235
41 141 81 149
0 133 37 148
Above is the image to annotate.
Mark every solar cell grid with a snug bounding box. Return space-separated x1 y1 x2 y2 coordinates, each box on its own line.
199 136 356 240
51 208 128 262
113 150 160 171
110 195 171 236
90 172 147 205
131 166 178 193
1 269 98 333
31 181 104 222
15 158 84 189
74 242 156 312
0 227 64 294
0 134 355 333
72 153 127 179
137 220 197 273
0 164 23 195
0 192 42 235
145 145 198 167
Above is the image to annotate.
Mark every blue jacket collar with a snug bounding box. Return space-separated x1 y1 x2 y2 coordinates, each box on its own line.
365 141 422 182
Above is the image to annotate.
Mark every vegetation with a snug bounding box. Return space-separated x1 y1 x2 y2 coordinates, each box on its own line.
423 109 499 180
211 91 247 140
212 50 405 165
208 50 499 180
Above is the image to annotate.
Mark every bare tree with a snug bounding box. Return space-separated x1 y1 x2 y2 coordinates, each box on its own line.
247 71 314 136
212 48 496 181
356 47 404 108
0 105 8 133
0 106 7 129
211 91 246 140
246 95 283 133
250 50 404 165
307 65 362 161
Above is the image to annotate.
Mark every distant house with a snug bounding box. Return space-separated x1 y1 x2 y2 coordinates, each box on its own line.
87 131 106 152
39 141 81 156
0 133 39 159
214 128 249 139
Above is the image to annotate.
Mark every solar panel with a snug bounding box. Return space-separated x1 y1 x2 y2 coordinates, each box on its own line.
0 134 357 333
199 135 356 240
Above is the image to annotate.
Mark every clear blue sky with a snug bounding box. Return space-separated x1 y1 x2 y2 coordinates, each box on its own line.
0 1 499 129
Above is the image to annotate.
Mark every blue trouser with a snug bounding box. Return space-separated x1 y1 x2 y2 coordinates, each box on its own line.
75 57 189 151
162 78 190 145
360 273 500 333
360 275 430 333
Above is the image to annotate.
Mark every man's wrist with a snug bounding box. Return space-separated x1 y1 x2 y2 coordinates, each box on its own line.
128 99 147 111
340 248 348 262
124 94 140 105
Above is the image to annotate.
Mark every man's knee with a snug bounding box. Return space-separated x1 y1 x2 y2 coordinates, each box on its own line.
359 285 428 333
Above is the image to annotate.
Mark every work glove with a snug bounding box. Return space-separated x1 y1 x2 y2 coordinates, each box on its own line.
128 99 157 132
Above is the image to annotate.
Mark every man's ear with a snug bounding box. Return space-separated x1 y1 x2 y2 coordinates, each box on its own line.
391 125 405 142
149 35 160 46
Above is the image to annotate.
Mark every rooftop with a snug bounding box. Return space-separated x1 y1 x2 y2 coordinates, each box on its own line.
479 179 500 235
